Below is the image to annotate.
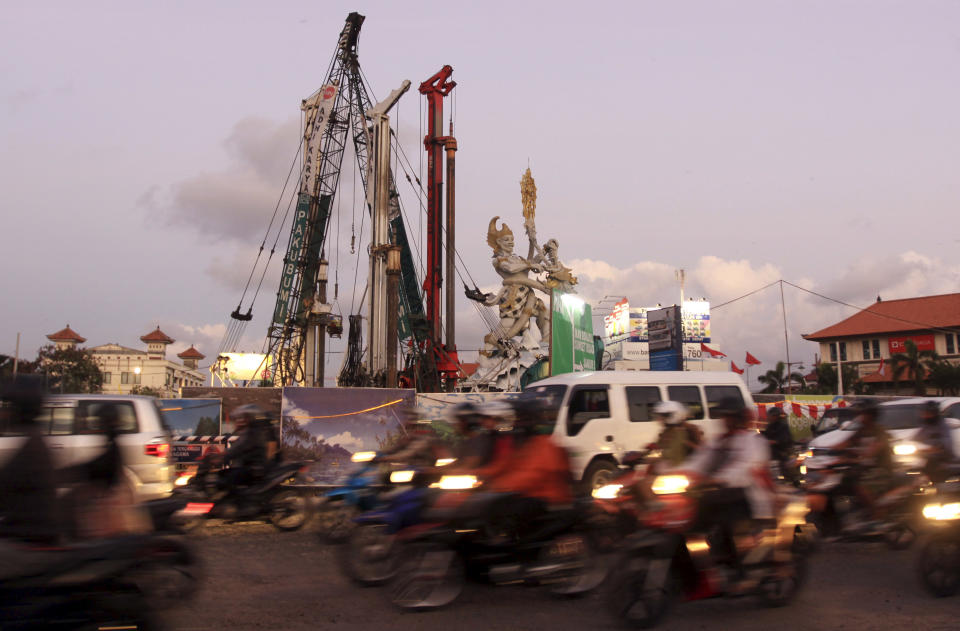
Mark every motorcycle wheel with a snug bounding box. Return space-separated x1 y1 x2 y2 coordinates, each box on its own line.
757 547 807 608
606 555 676 629
389 542 464 611
316 499 357 543
269 489 310 532
884 522 916 550
917 533 960 597
339 524 399 586
133 537 201 605
546 535 608 597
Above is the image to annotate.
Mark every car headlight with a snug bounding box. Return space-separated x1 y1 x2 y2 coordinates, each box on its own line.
651 475 690 495
174 474 192 487
922 502 960 521
799 449 813 460
591 484 623 499
893 443 917 456
389 470 415 484
435 458 456 467
431 475 479 490
351 451 377 463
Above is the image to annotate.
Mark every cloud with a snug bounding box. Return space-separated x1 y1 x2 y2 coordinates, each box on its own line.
156 116 301 245
323 430 363 450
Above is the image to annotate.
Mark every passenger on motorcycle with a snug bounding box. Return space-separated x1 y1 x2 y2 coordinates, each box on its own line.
651 400 703 468
449 400 515 477
678 397 774 574
914 400 956 483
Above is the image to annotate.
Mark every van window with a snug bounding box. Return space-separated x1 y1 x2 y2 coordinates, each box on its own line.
78 401 139 434
566 387 610 436
705 386 745 418
49 407 77 435
625 386 662 422
666 386 704 420
945 403 960 420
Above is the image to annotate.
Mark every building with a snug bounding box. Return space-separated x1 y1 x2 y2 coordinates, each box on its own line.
802 293 960 393
45 325 206 397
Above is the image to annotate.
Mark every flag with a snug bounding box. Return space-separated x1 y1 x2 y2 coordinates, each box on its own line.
877 357 885 376
745 351 762 366
731 362 744 374
701 343 727 358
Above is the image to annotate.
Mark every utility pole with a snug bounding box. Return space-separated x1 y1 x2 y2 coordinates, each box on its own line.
780 281 793 395
13 332 20 376
385 246 402 388
836 342 844 396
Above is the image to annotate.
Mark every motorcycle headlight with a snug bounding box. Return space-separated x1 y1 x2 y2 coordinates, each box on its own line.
389 470 415 484
591 483 623 500
922 502 960 521
435 458 456 467
893 443 918 456
174 474 192 487
799 449 813 461
351 451 377 463
651 474 690 495
431 475 479 490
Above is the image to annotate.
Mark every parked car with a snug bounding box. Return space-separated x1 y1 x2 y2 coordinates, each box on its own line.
525 371 755 490
0 394 174 503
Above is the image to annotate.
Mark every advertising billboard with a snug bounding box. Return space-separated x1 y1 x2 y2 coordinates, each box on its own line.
889 335 935 354
551 290 596 375
215 353 272 382
626 301 711 344
603 298 630 339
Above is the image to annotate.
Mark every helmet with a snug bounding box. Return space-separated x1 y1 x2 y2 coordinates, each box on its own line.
852 399 878 417
922 400 940 422
511 393 553 435
448 401 485 432
231 404 264 428
482 400 515 426
767 406 786 420
652 400 688 426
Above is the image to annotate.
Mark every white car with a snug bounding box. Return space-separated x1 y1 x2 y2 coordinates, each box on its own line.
805 398 960 471
0 394 175 503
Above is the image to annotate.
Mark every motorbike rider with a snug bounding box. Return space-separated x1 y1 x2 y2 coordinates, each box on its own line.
0 377 62 555
447 400 514 475
763 407 797 485
651 400 703 468
914 400 956 483
679 397 774 577
222 404 269 494
837 399 895 522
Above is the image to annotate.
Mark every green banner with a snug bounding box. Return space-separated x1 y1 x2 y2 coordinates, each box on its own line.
273 193 313 325
551 290 596 375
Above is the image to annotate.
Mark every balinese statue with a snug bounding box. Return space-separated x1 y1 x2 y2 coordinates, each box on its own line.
465 168 577 361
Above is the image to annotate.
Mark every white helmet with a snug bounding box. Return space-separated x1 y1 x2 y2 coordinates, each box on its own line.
653 400 688 426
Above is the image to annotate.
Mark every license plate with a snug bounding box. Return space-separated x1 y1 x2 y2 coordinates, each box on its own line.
549 535 585 557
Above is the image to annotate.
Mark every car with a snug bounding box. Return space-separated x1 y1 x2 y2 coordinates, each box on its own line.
0 394 175 503
525 371 755 490
805 398 960 471
811 407 859 437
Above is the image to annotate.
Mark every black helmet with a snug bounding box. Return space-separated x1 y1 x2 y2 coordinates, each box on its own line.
511 393 552 435
1 374 45 426
922 400 940 421
767 406 786 420
448 401 485 432
852 399 878 419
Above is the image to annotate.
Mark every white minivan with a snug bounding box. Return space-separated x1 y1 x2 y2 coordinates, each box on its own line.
526 371 755 490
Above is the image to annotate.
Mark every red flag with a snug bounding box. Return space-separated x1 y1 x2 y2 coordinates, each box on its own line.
877 357 885 376
745 351 762 366
701 343 727 358
731 361 744 374
792 403 803 417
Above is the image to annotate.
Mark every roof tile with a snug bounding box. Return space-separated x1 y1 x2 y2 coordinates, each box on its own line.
804 293 960 341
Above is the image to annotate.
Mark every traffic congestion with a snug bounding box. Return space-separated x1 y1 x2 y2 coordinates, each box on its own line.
2 374 958 629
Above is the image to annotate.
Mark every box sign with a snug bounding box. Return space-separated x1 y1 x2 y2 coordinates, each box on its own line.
889 335 935 354
616 300 711 344
648 306 682 353
551 291 596 375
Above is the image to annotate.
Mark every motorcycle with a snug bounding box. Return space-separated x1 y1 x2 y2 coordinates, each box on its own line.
316 452 387 543
177 453 311 532
803 448 930 549
916 473 960 597
0 533 198 630
606 473 812 628
590 450 663 550
387 477 607 611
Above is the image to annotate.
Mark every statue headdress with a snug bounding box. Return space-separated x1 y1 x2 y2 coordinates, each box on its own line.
486 216 513 251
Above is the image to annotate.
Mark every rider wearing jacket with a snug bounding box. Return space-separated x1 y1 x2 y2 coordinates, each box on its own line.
651 400 703 467
915 400 956 483
763 407 796 484
223 405 269 490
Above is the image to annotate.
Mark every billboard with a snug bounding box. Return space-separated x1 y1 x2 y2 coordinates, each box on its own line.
551 290 596 375
889 335 935 354
214 353 272 382
603 298 630 338
626 301 711 344
159 398 222 436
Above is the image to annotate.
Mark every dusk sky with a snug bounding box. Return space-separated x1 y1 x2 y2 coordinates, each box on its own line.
3 1 959 386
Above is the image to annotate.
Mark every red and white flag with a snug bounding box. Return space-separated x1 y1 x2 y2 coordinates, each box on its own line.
745 351 762 366
731 361 744 374
877 357 886 376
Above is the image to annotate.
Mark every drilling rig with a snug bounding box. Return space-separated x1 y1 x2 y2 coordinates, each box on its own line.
225 12 461 392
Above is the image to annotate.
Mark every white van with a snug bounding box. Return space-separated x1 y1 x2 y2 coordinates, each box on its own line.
526 371 755 490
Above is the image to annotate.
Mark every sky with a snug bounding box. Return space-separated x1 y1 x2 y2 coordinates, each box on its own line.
3 1 959 388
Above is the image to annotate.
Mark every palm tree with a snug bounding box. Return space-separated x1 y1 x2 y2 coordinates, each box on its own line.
758 361 807 394
925 358 960 396
889 340 937 395
811 362 864 395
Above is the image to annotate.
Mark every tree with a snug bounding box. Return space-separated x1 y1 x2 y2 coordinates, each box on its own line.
809 362 865 395
0 354 37 378
36 344 102 393
889 340 936 395
130 385 164 397
925 359 960 396
758 361 807 394
194 416 220 436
